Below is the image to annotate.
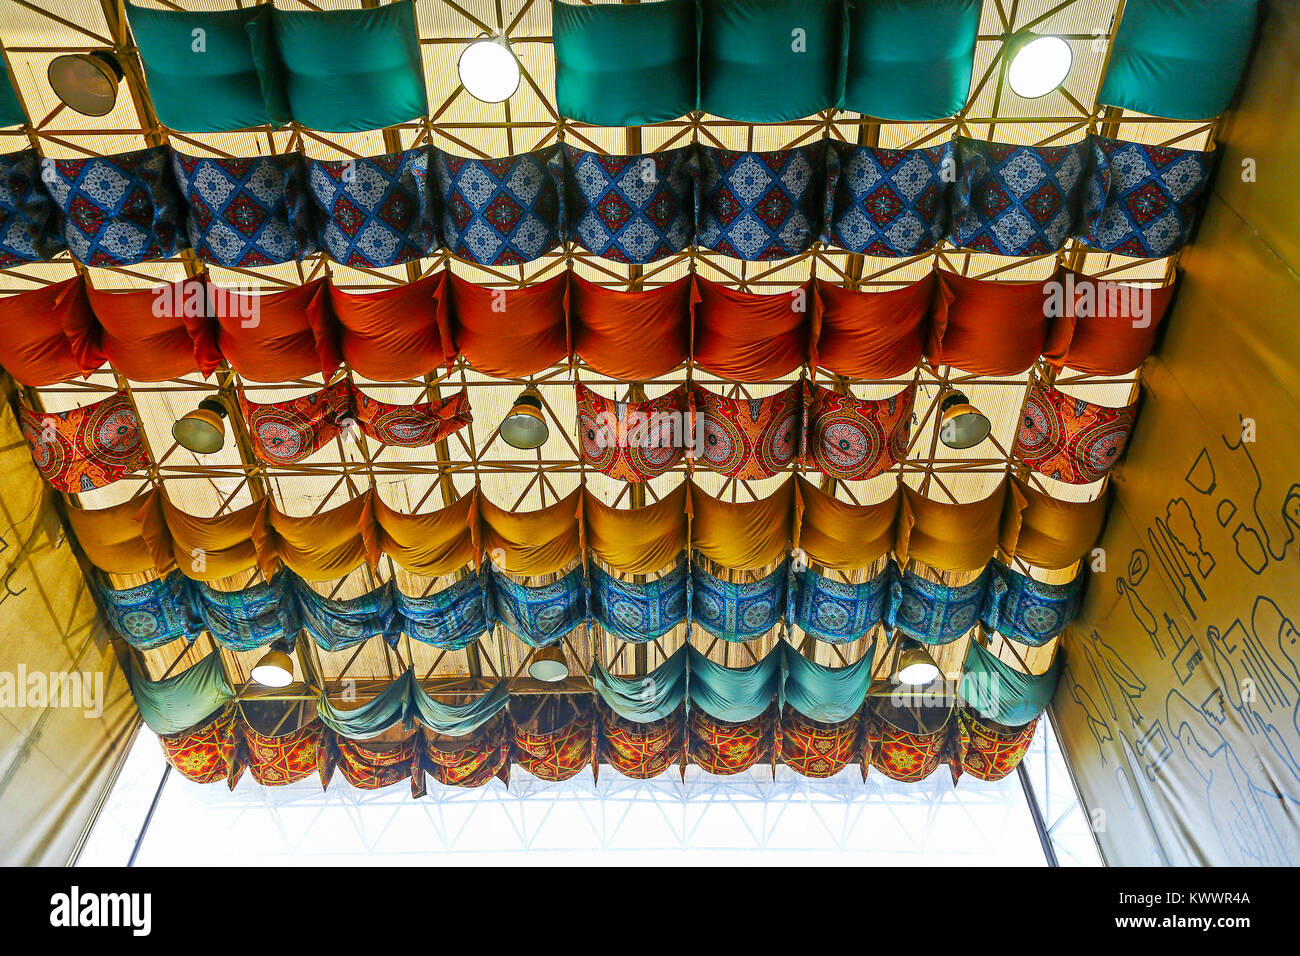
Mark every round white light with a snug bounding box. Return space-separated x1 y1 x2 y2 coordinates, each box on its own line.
458 37 521 104
1007 35 1073 99
897 660 942 686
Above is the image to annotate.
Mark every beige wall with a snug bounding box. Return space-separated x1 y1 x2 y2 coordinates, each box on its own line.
1053 3 1300 865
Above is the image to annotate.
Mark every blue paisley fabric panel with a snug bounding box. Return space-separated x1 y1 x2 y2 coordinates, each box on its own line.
397 572 489 650
690 559 788 643
42 146 183 265
827 141 953 257
790 564 891 644
307 147 436 267
890 566 989 646
188 572 302 652
295 580 399 652
432 145 565 266
96 572 199 650
486 565 588 647
695 143 826 260
0 148 65 265
982 562 1083 647
949 138 1089 256
171 151 316 267
589 560 688 643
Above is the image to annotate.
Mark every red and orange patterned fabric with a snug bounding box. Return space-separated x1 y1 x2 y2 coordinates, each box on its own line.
424 718 510 788
688 707 772 775
512 699 595 782
353 386 472 449
692 382 802 481
779 708 859 778
803 382 914 481
21 392 150 493
243 719 322 787
1013 378 1138 484
334 732 420 792
955 709 1037 782
866 712 952 782
599 708 684 779
576 383 688 482
241 379 352 465
159 705 239 785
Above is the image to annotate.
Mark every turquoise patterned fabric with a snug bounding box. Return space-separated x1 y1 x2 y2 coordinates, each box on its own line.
691 558 788 642
96 572 198 650
780 641 874 722
0 149 64 266
397 573 488 650
295 580 399 652
958 639 1061 727
487 565 588 647
790 564 890 644
188 571 301 652
128 652 234 735
686 643 784 722
982 563 1083 647
590 647 689 723
890 566 989 645
590 560 688 643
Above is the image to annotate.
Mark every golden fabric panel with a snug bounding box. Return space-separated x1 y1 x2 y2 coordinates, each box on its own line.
688 480 793 570
1000 476 1108 570
259 492 379 581
793 475 899 570
142 494 267 581
477 487 582 575
897 481 1006 572
62 491 162 575
583 484 688 575
371 491 477 577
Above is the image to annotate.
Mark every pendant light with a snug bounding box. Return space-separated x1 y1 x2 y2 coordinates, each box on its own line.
1006 33 1073 100
458 35 521 103
937 389 991 450
500 387 548 449
251 641 294 688
527 644 569 682
172 398 228 455
48 51 123 116
894 638 941 687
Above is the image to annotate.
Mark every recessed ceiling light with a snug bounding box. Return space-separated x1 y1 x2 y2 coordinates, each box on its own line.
1007 34 1073 99
458 36 521 104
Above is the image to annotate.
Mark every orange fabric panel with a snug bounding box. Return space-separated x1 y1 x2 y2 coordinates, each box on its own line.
85 276 219 381
328 272 444 381
141 494 268 581
62 491 161 575
897 482 1007 572
0 276 103 387
1000 475 1109 570
813 274 932 378
689 480 793 570
583 484 688 574
214 279 339 382
372 492 477 577
443 271 568 377
569 273 691 380
1048 273 1177 376
260 492 379 581
928 270 1055 375
793 476 899 570
692 276 809 381
477 488 582 575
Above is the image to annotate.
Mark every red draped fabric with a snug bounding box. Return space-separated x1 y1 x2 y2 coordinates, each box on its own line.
866 712 953 782
570 273 692 379
85 276 220 381
442 271 568 377
214 279 339 382
240 379 352 465
779 708 859 778
1013 378 1138 484
692 276 809 381
333 732 420 792
576 383 688 481
353 386 472 448
1048 273 1176 375
812 274 931 378
21 392 150 493
929 270 1059 375
243 719 322 786
692 381 803 480
0 276 103 386
329 272 444 380
599 709 683 779
688 708 773 775
954 709 1037 782
803 382 914 480
423 718 509 788
512 699 594 782
159 706 239 785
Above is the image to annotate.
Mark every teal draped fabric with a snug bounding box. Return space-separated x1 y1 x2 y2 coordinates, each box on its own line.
408 678 509 738
1098 0 1260 120
317 669 508 739
590 648 688 723
780 641 874 722
0 70 24 128
843 0 979 120
958 639 1062 727
685 644 783 722
128 652 233 735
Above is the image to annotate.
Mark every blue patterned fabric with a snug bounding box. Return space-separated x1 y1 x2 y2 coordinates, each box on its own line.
307 147 436 267
43 146 183 265
432 145 564 265
294 579 399 651
589 560 688 643
188 572 301 653
982 563 1083 647
828 141 952 256
890 566 989 645
1076 136 1214 259
397 573 488 650
690 559 788 643
696 143 826 260
791 565 891 644
171 151 315 267
487 565 587 647
949 138 1089 255
563 144 695 264
0 149 64 265
96 572 197 650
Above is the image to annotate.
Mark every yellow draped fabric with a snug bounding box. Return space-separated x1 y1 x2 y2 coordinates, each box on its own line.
584 485 688 574
1000 476 1108 570
372 491 477 577
258 492 379 580
897 481 1007 572
688 480 793 570
141 494 266 581
793 476 899 570
477 487 583 575
63 492 161 575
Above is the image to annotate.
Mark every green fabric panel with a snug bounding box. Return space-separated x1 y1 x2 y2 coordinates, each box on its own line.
958 640 1061 727
271 0 427 132
0 70 24 127
1098 0 1260 120
686 644 783 722
699 0 845 122
780 641 874 722
408 678 509 737
842 0 979 120
553 0 699 125
590 648 688 723
316 669 413 740
127 3 289 131
128 652 233 735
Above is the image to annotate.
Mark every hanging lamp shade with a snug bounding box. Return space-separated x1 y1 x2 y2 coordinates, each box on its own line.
895 638 941 686
500 388 548 449
1005 33 1073 100
48 51 123 116
458 36 520 103
527 645 569 682
172 398 228 455
251 642 294 688
938 390 990 450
